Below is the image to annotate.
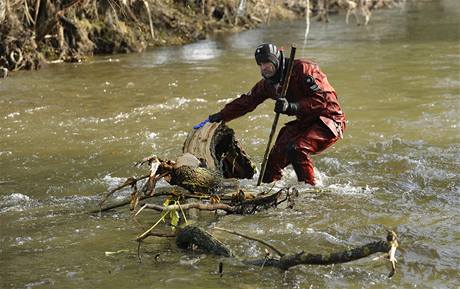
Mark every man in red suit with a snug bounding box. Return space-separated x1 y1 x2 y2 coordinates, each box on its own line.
195 43 346 186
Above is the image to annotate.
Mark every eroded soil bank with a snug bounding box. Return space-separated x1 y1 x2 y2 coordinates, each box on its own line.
0 0 398 75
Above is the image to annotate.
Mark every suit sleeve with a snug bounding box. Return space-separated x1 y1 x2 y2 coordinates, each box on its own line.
220 80 274 122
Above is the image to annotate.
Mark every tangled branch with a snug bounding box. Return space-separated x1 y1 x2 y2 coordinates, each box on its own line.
142 225 399 277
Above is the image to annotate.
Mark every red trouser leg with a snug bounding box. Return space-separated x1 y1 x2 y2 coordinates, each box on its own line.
262 121 339 185
262 125 292 183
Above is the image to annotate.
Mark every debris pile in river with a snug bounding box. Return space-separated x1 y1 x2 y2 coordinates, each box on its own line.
98 122 258 206
94 121 400 277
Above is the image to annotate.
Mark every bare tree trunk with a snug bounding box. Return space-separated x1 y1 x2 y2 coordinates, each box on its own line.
317 0 329 22
303 0 311 45
0 0 6 22
5 0 10 18
265 0 275 24
143 0 154 39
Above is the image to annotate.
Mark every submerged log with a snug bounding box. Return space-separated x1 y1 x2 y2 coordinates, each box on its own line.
175 226 232 257
145 225 399 276
245 238 393 269
243 231 399 276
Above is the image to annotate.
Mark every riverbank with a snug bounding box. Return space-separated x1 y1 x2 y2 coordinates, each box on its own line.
0 0 399 76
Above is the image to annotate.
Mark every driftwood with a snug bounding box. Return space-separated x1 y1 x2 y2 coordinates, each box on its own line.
175 226 232 257
244 231 398 278
133 188 294 242
141 202 236 214
183 122 256 179
141 225 399 277
137 188 287 216
98 122 256 210
137 226 232 257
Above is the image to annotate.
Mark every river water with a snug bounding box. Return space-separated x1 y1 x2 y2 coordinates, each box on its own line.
1 1 459 288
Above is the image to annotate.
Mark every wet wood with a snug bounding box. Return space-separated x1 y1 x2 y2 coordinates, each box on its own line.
245 236 394 270
143 202 236 214
175 226 232 257
242 231 399 277
170 165 224 195
98 122 255 209
135 188 289 216
142 225 398 276
183 122 256 179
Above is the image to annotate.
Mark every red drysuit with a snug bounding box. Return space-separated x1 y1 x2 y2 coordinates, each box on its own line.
219 59 346 185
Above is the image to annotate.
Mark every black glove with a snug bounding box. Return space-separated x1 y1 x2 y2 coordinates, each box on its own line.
209 112 223 123
274 98 298 115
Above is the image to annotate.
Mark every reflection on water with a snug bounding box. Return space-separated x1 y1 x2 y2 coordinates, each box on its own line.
1 1 459 288
131 40 222 67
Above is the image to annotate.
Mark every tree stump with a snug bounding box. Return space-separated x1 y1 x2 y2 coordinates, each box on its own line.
183 122 256 179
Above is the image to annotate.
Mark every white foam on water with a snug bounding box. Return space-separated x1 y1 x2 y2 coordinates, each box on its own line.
173 131 188 139
71 97 199 126
304 227 347 245
24 106 48 114
0 193 38 213
113 112 130 124
49 194 99 208
14 236 33 246
0 191 102 213
5 111 20 119
9 193 31 202
325 183 376 197
242 242 263 258
102 174 128 192
238 166 326 193
217 97 234 104
285 223 302 235
145 132 159 140
0 151 13 157
101 174 134 200
101 174 173 201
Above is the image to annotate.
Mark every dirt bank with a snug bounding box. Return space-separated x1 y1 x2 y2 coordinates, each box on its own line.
0 0 399 76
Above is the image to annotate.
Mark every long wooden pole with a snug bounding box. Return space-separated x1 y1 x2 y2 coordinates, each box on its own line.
257 44 297 186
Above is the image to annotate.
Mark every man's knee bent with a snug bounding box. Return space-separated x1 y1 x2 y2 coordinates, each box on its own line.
286 143 315 185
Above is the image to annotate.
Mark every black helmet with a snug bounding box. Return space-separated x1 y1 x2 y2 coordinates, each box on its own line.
255 43 281 70
254 43 285 84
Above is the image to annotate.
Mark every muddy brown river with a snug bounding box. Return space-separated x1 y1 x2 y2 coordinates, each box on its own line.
1 1 459 288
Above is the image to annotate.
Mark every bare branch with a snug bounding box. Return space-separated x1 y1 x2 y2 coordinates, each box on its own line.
244 230 399 276
98 174 149 207
142 202 236 214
